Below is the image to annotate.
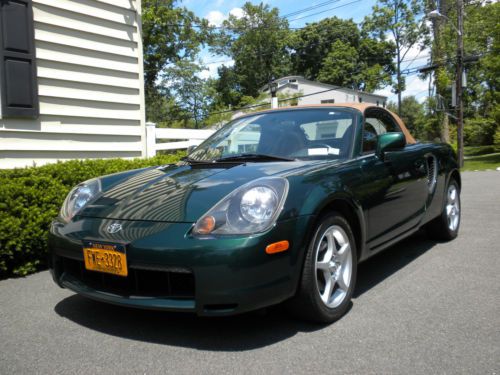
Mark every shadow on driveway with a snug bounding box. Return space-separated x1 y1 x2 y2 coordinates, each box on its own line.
354 229 437 298
54 230 437 350
55 296 325 350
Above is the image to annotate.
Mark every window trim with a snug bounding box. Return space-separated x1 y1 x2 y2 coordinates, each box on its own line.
361 108 403 155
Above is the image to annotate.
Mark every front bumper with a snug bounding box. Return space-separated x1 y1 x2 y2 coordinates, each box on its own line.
48 215 313 316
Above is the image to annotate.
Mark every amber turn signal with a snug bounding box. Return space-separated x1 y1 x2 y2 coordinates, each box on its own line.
196 215 216 234
265 240 290 254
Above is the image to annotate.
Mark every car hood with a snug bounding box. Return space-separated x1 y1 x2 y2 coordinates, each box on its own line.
78 160 325 223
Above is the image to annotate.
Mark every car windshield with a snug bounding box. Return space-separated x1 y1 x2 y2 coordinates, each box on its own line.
188 108 358 162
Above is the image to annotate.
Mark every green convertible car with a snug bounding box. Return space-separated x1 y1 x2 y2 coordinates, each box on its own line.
49 104 461 323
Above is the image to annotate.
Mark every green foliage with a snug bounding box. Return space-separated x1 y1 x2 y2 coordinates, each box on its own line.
464 145 500 157
363 0 429 112
211 65 244 108
461 1 499 118
142 0 211 123
426 1 499 143
165 60 213 128
0 154 183 279
291 17 360 79
212 2 292 98
291 17 395 91
463 117 498 146
317 41 358 87
142 0 208 91
278 91 302 107
494 128 500 148
387 96 427 138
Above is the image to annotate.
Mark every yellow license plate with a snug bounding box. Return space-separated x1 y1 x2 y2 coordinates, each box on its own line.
83 241 128 277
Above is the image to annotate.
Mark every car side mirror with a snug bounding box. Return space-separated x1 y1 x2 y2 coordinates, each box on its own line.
376 132 406 158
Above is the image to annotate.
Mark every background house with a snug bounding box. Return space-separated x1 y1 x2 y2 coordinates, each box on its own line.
0 0 146 169
261 76 387 107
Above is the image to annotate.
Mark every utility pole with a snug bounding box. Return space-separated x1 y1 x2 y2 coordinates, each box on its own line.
270 79 278 109
456 0 465 168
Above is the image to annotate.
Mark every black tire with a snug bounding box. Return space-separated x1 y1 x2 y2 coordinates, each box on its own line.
426 178 461 241
287 212 357 324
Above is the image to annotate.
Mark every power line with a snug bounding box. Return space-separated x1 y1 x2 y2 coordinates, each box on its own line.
282 0 342 19
161 86 346 123
158 0 365 30
289 0 363 22
162 76 394 124
202 52 431 69
401 50 428 71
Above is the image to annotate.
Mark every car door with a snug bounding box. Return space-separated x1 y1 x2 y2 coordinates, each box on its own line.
359 108 428 250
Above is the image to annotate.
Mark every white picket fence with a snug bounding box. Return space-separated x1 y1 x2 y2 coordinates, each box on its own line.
145 122 215 157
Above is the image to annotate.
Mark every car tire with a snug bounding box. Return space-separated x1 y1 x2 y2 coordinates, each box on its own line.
287 212 357 324
426 178 461 241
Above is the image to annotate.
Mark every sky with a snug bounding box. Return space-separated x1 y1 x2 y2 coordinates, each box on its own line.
181 0 432 104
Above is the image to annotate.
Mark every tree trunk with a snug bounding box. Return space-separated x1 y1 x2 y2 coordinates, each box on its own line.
396 45 402 115
441 113 449 142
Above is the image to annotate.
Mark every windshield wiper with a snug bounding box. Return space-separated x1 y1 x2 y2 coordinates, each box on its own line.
181 156 212 164
214 153 295 162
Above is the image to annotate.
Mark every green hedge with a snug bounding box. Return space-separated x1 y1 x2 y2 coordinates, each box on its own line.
0 153 183 279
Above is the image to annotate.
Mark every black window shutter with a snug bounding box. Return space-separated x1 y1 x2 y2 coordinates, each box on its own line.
0 0 38 118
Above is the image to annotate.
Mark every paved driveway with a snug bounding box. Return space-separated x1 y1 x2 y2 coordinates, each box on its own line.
1 171 499 374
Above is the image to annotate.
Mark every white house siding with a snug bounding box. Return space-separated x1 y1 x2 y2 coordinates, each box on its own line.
293 81 385 106
0 0 146 169
263 76 387 107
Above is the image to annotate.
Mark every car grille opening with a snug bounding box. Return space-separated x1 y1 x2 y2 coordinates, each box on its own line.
61 257 195 299
426 155 438 193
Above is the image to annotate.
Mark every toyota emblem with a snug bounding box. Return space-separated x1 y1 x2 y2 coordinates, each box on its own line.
106 223 122 234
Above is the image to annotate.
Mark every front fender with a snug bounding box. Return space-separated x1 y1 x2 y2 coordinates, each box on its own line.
296 182 367 260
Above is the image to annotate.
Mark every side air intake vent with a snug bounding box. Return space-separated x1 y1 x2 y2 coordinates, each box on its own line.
426 155 438 193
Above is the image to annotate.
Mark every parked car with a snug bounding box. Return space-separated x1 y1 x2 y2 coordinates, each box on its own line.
49 104 461 323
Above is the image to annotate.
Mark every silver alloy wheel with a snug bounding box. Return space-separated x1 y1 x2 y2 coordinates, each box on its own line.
315 225 353 308
446 184 460 231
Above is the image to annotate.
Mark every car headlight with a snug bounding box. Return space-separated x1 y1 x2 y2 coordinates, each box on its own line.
193 177 289 236
60 179 101 222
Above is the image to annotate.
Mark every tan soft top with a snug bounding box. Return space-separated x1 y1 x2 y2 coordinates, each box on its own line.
249 103 416 144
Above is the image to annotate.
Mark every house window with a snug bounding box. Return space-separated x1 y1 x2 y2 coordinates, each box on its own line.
321 99 335 104
0 0 38 118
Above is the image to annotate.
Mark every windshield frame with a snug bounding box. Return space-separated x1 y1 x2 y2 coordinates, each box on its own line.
186 107 363 163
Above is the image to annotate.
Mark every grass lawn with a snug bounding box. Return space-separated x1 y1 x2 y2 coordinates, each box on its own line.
462 152 500 171
463 145 500 157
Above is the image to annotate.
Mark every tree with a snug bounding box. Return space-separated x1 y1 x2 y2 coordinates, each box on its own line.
164 61 212 129
142 0 210 121
387 96 426 138
291 17 360 79
425 0 499 145
461 1 499 121
212 2 292 98
211 65 243 108
363 0 429 114
291 17 395 91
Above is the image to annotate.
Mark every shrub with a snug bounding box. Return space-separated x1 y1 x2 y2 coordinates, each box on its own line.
464 117 497 146
494 128 500 148
0 153 184 279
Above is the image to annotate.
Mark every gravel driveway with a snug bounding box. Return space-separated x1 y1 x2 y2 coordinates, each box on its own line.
1 171 499 374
